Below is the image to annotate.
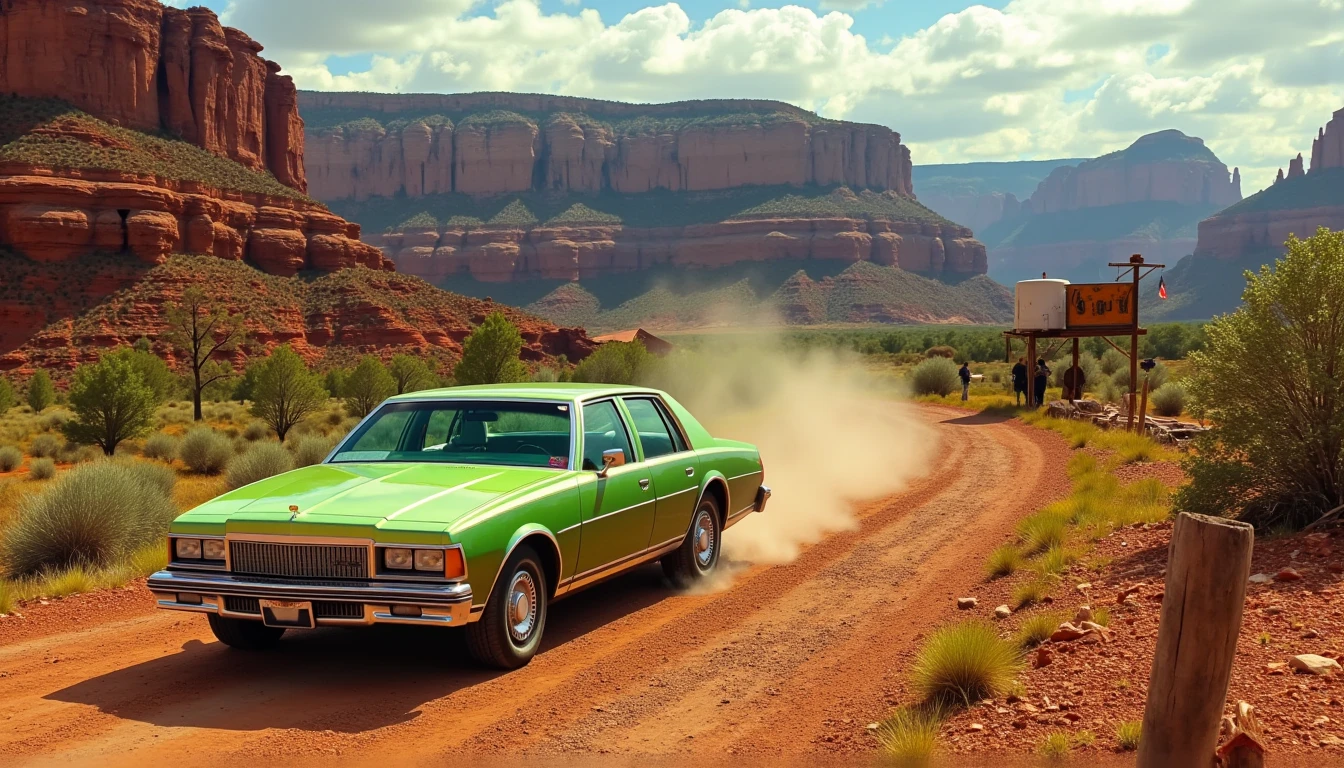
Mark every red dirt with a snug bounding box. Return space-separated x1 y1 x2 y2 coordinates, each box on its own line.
0 404 1071 765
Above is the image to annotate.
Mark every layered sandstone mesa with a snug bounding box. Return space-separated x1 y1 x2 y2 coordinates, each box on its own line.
1310 109 1344 173
0 0 307 192
300 92 914 200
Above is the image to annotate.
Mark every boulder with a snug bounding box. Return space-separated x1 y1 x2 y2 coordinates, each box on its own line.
248 228 308 276
957 597 978 610
994 605 1012 619
5 205 92 262
1289 654 1341 676
125 210 180 264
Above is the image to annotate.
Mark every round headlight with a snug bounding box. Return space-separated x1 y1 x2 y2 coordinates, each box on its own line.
384 548 414 570
175 538 202 559
202 539 226 560
414 549 445 572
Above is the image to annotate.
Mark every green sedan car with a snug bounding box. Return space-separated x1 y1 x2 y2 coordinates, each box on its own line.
149 384 769 668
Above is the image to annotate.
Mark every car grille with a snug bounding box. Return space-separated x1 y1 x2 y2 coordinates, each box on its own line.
224 596 261 614
222 596 364 620
229 541 369 579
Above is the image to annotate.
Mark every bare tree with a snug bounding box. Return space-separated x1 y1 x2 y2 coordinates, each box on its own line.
164 287 246 421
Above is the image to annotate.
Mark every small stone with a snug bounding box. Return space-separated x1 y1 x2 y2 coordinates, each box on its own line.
1074 606 1094 624
1267 662 1289 675
1313 716 1331 726
1249 573 1274 584
866 723 879 731
1263 606 1284 616
997 707 1011 715
1290 654 1342 676
1117 585 1142 604
1079 620 1108 633
1034 647 1053 668
968 723 984 732
1276 568 1303 582
1044 705 1060 713
1012 719 1028 730
1018 702 1039 713
39 600 49 606
1065 712 1083 723
1321 735 1344 747
994 605 1012 619
1304 629 1321 640
957 597 978 610
1050 623 1089 642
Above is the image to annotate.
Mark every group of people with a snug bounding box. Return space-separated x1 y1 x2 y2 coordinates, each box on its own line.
957 357 1086 406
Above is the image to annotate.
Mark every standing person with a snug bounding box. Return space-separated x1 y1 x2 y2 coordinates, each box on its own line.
959 361 972 401
1012 357 1028 405
1034 358 1051 406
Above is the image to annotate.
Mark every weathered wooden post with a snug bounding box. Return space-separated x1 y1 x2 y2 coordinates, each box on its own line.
1137 377 1151 435
1138 512 1254 768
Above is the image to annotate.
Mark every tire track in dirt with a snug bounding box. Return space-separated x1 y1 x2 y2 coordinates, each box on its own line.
0 405 1070 766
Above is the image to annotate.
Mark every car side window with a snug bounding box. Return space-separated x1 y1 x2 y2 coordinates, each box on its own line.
622 397 681 459
581 400 634 471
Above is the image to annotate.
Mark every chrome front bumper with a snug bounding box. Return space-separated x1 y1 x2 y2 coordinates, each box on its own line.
147 569 475 627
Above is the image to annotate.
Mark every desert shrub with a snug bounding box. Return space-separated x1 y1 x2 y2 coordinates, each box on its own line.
344 356 396 417
1144 361 1170 390
1091 607 1111 627
1012 577 1052 609
141 432 178 461
39 410 70 432
226 442 294 490
910 620 1020 705
925 345 956 359
28 457 56 480
324 368 349 399
242 421 270 441
57 443 100 464
531 366 559 382
63 356 157 455
0 446 21 472
985 543 1023 579
1038 731 1070 759
1017 509 1069 553
1032 544 1081 576
28 434 60 458
1 460 177 577
572 341 657 385
1150 383 1186 417
26 370 54 412
909 358 960 397
179 427 232 474
1115 720 1142 751
388 354 437 394
454 311 528 385
289 434 338 467
874 703 947 761
1099 348 1127 375
0 377 14 414
107 348 176 404
1015 610 1065 648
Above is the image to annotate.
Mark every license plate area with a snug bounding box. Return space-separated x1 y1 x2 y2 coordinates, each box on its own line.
259 599 315 629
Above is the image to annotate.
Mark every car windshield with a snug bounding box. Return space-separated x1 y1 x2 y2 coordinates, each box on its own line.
330 400 573 469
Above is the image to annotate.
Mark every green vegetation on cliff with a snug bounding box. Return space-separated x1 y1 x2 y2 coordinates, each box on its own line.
1217 168 1344 215
0 96 311 201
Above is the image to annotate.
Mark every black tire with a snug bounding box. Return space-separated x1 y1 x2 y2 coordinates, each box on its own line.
207 613 286 650
467 544 548 669
662 494 722 588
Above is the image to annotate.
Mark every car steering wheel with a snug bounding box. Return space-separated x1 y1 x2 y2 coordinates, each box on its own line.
515 443 549 455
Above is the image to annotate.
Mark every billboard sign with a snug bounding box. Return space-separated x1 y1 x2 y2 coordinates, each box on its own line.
1067 283 1136 327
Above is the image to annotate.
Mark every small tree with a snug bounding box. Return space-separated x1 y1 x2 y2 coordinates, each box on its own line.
324 368 349 399
26 370 54 412
453 312 528 385
1176 227 1344 528
572 341 656 384
62 356 156 455
164 286 247 421
248 345 327 441
0 376 14 414
108 348 176 404
343 356 396 418
389 354 437 394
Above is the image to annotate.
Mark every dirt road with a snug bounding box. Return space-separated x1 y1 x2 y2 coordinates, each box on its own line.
0 406 1070 766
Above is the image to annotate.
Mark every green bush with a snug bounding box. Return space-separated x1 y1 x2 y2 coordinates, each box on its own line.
141 432 178 461
388 354 437 394
1038 731 1070 759
0 445 21 472
63 355 157 455
1015 610 1065 648
572 341 657 385
0 377 14 414
910 620 1020 705
1100 348 1127 375
29 434 60 458
1115 720 1142 751
226 443 294 490
248 346 327 441
1012 577 1052 609
925 345 956 359
344 355 396 418
1017 509 1069 553
242 421 270 441
1 460 177 577
1150 383 1186 417
984 543 1023 579
26 370 54 412
179 427 232 474
289 434 338 468
28 457 55 480
910 357 960 397
875 703 947 761
454 312 528 385
107 348 176 404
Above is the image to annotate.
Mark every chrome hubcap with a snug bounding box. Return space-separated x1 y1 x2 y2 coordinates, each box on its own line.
694 510 716 570
508 571 538 643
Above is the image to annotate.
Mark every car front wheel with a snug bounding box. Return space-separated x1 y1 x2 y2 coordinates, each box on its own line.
207 613 286 650
662 494 722 588
467 544 548 669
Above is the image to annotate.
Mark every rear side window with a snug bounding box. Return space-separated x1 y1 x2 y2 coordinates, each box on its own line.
622 397 685 459
581 400 634 470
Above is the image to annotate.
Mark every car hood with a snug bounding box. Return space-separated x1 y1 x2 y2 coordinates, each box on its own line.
179 462 566 535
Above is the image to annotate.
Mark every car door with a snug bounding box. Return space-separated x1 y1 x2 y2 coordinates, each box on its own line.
620 396 700 549
574 398 657 577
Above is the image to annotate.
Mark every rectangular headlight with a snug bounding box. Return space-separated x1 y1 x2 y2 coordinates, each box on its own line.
174 538 202 559
414 549 445 572
384 547 414 570
202 539 226 561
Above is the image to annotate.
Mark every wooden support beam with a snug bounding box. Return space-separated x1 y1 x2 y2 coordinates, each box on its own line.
1100 335 1131 358
1138 513 1254 768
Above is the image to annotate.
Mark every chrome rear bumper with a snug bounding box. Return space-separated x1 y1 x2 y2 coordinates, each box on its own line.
147 568 474 627
755 485 772 513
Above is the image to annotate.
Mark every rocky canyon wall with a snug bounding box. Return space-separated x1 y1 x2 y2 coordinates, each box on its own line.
0 0 306 192
299 92 913 201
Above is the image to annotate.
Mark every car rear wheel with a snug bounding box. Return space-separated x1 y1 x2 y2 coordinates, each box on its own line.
207 613 286 650
467 544 548 669
662 494 722 588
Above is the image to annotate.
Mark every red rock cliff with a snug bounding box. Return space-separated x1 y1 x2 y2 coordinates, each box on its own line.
299 92 912 201
0 0 307 192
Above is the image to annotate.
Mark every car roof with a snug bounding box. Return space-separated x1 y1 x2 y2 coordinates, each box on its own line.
386 383 666 403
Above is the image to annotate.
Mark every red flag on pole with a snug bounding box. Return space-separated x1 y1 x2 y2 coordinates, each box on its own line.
1158 276 1168 300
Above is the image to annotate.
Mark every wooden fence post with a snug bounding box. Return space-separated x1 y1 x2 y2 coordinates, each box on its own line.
1138 512 1255 768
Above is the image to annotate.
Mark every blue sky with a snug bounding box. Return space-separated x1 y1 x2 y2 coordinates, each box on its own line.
173 0 1344 191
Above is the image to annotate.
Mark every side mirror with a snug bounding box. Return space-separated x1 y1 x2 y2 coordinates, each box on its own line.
598 448 625 477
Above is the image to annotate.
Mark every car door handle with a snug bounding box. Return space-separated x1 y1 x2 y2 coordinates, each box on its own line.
639 478 651 491
685 467 695 477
